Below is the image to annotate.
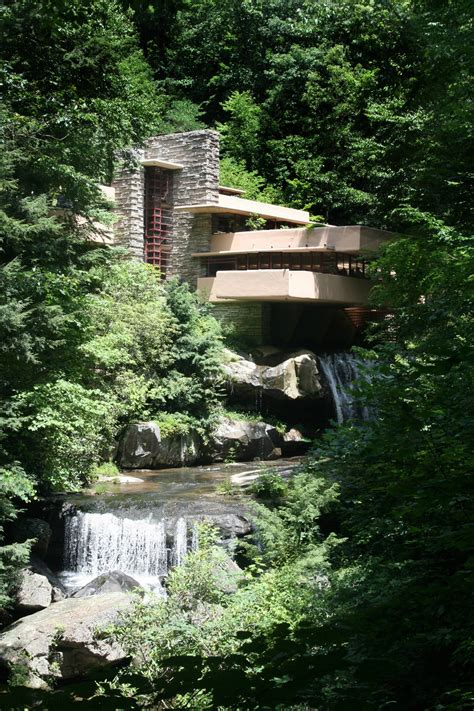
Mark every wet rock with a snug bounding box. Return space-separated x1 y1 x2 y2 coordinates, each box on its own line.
0 593 131 688
223 349 323 402
117 422 161 468
10 518 52 558
72 571 142 598
209 417 282 462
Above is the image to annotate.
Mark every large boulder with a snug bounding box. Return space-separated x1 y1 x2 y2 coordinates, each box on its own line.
208 417 282 462
281 425 315 456
210 553 244 595
14 559 65 614
72 571 142 598
205 513 252 538
150 431 201 468
0 593 131 688
29 556 66 599
15 570 54 613
117 422 161 468
117 423 201 469
223 349 323 402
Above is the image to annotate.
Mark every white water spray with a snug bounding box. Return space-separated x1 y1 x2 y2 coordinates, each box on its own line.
63 511 190 589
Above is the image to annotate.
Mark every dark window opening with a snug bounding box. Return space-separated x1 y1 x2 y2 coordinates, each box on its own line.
202 252 370 278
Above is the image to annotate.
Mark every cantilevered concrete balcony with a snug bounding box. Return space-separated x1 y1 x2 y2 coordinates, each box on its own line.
174 194 310 225
195 225 395 257
198 270 371 305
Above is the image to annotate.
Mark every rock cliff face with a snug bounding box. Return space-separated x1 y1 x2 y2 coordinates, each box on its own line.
113 348 326 470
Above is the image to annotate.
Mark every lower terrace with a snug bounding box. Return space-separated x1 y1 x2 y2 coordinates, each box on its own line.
194 225 394 306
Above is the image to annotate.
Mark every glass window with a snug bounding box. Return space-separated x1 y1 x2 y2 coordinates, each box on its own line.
260 253 270 269
248 254 258 269
272 252 282 269
301 253 312 271
290 253 301 270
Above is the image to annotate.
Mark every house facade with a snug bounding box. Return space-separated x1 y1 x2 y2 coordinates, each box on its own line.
108 129 395 347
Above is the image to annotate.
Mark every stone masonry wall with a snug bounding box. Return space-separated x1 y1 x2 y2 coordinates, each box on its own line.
112 130 219 283
112 149 145 260
145 130 220 283
212 303 271 345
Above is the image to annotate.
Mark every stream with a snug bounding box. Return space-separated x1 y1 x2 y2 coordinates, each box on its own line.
52 458 303 595
46 352 368 595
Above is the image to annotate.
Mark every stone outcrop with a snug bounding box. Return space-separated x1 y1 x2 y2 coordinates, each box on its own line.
0 593 131 688
208 417 282 462
117 416 286 469
117 422 162 468
117 423 201 469
223 349 324 402
72 571 142 598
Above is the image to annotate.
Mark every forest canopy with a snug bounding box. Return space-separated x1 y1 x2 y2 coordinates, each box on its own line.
0 0 473 709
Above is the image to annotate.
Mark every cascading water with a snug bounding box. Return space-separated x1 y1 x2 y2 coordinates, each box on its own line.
62 510 192 592
318 352 372 424
172 516 188 567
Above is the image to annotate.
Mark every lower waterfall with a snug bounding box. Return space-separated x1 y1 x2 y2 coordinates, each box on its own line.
318 352 372 424
62 510 192 592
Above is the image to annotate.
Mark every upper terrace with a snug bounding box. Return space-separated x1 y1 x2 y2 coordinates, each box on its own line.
174 192 310 225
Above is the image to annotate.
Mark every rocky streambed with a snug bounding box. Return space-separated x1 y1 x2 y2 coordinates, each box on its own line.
0 458 302 689
0 348 369 689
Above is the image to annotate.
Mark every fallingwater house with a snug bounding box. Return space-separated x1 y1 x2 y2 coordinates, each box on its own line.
96 129 396 348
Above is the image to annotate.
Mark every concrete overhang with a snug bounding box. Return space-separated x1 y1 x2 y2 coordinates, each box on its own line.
198 270 371 305
174 194 310 225
219 185 246 195
199 225 396 256
140 158 184 170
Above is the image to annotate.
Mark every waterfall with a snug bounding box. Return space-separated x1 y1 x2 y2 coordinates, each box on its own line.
63 511 191 590
318 352 372 424
172 517 188 567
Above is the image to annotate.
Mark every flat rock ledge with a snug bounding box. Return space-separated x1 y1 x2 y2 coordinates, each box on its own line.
0 592 131 688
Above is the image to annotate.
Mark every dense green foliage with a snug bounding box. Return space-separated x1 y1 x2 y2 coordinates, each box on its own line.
0 0 473 708
0 0 223 608
125 0 472 230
